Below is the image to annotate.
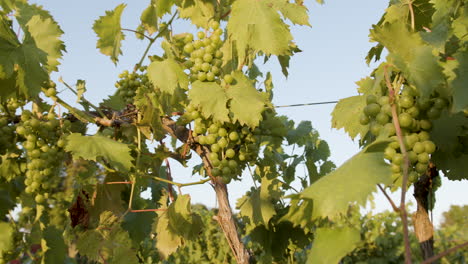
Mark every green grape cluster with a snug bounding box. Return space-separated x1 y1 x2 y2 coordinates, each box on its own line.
42 80 58 99
359 87 446 185
183 105 259 184
16 110 69 204
181 21 233 84
0 117 17 155
115 67 150 104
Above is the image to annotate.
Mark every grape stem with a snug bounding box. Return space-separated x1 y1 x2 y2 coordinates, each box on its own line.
377 184 399 212
407 0 415 31
384 65 412 264
122 28 152 41
58 78 107 118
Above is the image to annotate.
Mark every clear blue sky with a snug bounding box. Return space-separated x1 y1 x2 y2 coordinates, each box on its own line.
30 0 467 226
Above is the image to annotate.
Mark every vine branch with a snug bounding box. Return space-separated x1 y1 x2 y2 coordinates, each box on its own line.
384 65 412 264
377 184 400 213
421 241 468 264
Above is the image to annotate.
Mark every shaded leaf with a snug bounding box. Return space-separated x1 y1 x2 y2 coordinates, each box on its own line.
307 227 360 264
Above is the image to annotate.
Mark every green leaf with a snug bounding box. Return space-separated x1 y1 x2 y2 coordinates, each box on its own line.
153 194 202 259
307 227 360 264
148 58 188 94
301 141 392 219
140 1 158 35
450 50 468 112
188 81 229 123
25 14 65 72
93 4 126 64
42 226 67 264
227 0 293 62
156 0 175 18
0 15 48 98
76 79 86 103
65 133 134 171
226 71 266 128
275 0 310 26
178 0 215 28
331 95 368 140
236 177 281 231
0 222 14 253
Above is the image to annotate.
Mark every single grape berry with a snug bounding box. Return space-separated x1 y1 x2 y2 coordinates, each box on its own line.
225 149 235 158
364 103 380 117
398 113 413 128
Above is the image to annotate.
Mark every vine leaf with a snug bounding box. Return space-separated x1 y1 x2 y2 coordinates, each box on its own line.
0 15 48 99
178 0 215 28
153 194 202 259
0 222 13 253
371 21 445 97
301 141 392 220
450 51 468 112
236 177 282 231
307 227 360 264
65 133 134 172
76 211 138 264
148 58 188 94
140 1 158 35
41 226 67 264
25 15 65 72
188 81 230 123
93 4 126 64
331 95 368 140
227 0 293 62
227 71 266 128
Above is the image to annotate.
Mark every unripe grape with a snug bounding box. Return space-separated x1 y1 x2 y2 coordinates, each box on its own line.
383 123 396 136
228 160 237 169
392 153 403 165
224 74 234 84
370 123 382 136
211 167 221 176
218 128 228 137
427 107 441 119
198 72 207 81
206 72 215 81
222 166 231 176
416 162 428 173
413 142 425 154
376 112 390 125
382 104 392 116
420 120 432 130
225 148 235 158
366 94 378 105
184 43 194 53
209 152 218 161
218 137 228 148
184 33 194 43
210 20 220 30
399 95 414 108
418 131 430 141
378 96 390 106
211 159 221 167
384 147 396 160
417 152 430 163
408 151 418 164
398 113 413 128
206 134 217 144
423 141 436 154
391 164 401 173
359 114 370 125
35 194 45 204
433 98 447 109
229 131 239 141
201 62 211 72
211 143 221 153
364 103 380 117
197 31 205 39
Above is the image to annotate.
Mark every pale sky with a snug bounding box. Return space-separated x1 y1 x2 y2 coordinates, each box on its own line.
29 0 468 226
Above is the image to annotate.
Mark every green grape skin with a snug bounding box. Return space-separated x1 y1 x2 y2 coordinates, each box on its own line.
423 141 436 154
206 72 215 81
210 20 220 30
381 104 392 116
201 62 210 72
398 113 413 128
211 168 221 177
419 120 432 130
389 141 400 150
209 152 218 161
391 164 401 173
222 167 231 176
376 112 390 125
225 149 235 158
408 151 418 164
370 123 382 136
433 98 447 109
427 107 441 119
359 114 370 125
383 123 396 136
229 131 239 141
366 94 378 105
378 96 390 106
224 74 234 84
211 159 221 167
218 128 228 137
35 194 45 204
416 162 428 173
218 137 228 148
418 131 430 141
197 31 205 39
208 123 219 134
384 147 396 160
392 153 403 165
413 142 425 154
198 135 207 145
184 43 194 53
45 88 57 97
364 103 381 117
211 143 221 153
198 72 207 81
203 53 213 63
206 134 217 144
238 154 246 161
409 171 419 183
184 33 194 43
228 160 237 169
399 95 414 108
417 153 430 163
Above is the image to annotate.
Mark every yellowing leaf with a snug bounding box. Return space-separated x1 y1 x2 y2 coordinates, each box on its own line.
65 133 134 171
140 1 158 35
93 4 126 64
